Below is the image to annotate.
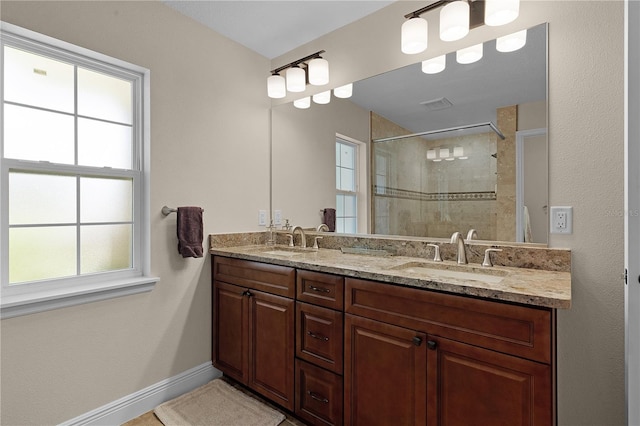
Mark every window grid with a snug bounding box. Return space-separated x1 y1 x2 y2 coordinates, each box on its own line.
336 139 357 234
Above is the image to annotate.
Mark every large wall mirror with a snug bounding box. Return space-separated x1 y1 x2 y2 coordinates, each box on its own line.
272 23 547 245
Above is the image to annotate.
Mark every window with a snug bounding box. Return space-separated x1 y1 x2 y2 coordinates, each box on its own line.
1 22 155 319
336 139 357 233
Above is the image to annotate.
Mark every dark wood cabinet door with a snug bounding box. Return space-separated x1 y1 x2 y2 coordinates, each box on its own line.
248 289 296 411
213 281 248 384
344 314 427 426
427 337 552 426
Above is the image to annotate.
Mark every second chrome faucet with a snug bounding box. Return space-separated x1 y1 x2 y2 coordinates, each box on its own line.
450 232 468 264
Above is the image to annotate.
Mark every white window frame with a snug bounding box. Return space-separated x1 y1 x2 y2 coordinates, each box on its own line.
0 22 157 319
336 137 358 233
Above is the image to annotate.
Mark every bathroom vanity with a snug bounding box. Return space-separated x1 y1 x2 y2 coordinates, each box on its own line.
210 234 570 426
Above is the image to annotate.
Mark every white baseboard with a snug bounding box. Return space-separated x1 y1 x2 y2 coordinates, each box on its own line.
60 362 221 426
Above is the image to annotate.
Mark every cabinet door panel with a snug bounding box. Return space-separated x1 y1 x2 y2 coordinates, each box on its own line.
297 302 344 374
296 359 344 426
428 337 551 426
344 314 426 426
249 290 295 410
213 281 248 384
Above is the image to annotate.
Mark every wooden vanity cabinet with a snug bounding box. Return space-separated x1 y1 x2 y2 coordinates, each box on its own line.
212 257 296 410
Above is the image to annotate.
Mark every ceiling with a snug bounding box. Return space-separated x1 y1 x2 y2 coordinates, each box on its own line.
162 1 546 135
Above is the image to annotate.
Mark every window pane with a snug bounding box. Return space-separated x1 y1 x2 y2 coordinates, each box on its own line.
4 104 75 164
81 224 132 274
3 46 74 113
343 218 357 234
9 172 76 225
344 195 356 217
336 217 345 234
80 177 133 223
336 167 341 190
78 68 132 124
340 143 355 168
336 143 341 165
78 118 132 169
336 194 344 217
340 168 355 191
9 226 76 284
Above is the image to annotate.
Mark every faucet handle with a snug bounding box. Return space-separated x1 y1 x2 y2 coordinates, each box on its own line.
427 244 442 262
482 248 502 267
313 236 323 250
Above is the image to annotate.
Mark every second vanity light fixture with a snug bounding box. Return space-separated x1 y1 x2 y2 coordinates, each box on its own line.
401 0 522 62
267 50 329 99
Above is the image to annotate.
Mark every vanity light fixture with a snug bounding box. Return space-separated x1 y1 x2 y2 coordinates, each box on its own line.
427 149 437 160
496 29 527 52
485 0 520 27
401 15 428 54
267 50 328 99
456 43 483 64
422 54 446 74
334 83 353 98
313 90 331 104
440 1 470 42
293 96 311 109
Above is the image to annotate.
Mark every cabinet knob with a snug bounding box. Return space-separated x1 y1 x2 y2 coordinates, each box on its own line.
242 290 253 297
412 336 422 346
427 340 438 350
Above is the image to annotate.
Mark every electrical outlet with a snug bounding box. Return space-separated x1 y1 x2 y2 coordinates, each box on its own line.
258 210 267 226
274 210 282 226
550 206 573 234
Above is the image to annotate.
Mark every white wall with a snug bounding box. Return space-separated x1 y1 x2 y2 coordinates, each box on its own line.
272 1 626 424
0 1 270 424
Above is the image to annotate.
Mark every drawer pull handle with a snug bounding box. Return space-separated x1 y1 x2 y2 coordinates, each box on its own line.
307 331 329 341
309 285 330 293
307 390 329 404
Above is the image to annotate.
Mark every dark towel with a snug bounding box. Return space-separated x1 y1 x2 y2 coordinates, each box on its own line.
177 207 203 258
323 208 336 232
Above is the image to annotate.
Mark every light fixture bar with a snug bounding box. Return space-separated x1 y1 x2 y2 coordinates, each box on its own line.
270 50 326 75
372 121 506 143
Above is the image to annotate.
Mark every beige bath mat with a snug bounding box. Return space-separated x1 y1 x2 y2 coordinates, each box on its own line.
154 379 285 426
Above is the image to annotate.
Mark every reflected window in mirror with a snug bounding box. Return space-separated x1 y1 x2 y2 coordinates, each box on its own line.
336 139 357 233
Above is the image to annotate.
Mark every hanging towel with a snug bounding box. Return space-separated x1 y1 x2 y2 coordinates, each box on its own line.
177 207 203 258
323 208 336 232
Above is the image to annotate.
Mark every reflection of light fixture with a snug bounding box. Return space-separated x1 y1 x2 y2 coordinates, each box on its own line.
453 146 464 157
457 43 483 64
440 1 469 42
439 147 450 159
496 29 527 52
428 146 471 162
313 90 331 104
334 83 353 98
267 73 286 98
294 97 311 109
286 66 306 92
427 149 437 160
485 0 520 26
422 55 446 74
401 16 428 54
308 57 329 85
267 50 327 99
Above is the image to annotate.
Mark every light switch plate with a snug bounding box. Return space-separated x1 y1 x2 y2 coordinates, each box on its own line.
274 210 282 226
550 206 573 234
258 210 267 226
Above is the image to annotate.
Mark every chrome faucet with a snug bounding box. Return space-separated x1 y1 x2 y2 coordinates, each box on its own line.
316 223 330 232
466 229 478 241
291 226 307 248
450 232 468 264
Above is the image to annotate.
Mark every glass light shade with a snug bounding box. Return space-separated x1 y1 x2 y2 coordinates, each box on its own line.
453 146 464 157
456 43 483 64
496 29 527 52
334 83 353 98
286 66 306 92
422 55 446 74
427 149 437 160
439 148 450 158
313 90 331 104
308 58 329 86
293 96 311 109
401 17 428 54
440 1 470 42
485 0 520 26
267 74 286 98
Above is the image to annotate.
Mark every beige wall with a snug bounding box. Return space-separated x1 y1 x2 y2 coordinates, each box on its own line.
0 1 270 424
273 1 625 425
0 1 626 425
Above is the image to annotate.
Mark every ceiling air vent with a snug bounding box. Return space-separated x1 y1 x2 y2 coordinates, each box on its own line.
420 97 453 111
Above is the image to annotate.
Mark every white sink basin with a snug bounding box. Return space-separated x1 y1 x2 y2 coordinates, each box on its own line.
261 249 305 257
390 261 507 284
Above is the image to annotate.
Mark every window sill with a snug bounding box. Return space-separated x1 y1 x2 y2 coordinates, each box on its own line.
0 276 159 320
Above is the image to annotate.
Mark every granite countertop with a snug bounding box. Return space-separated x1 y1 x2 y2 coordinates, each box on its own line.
209 244 571 310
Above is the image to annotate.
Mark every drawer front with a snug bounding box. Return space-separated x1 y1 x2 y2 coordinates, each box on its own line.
213 256 295 298
297 270 344 310
345 278 553 364
296 359 344 426
296 302 344 374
